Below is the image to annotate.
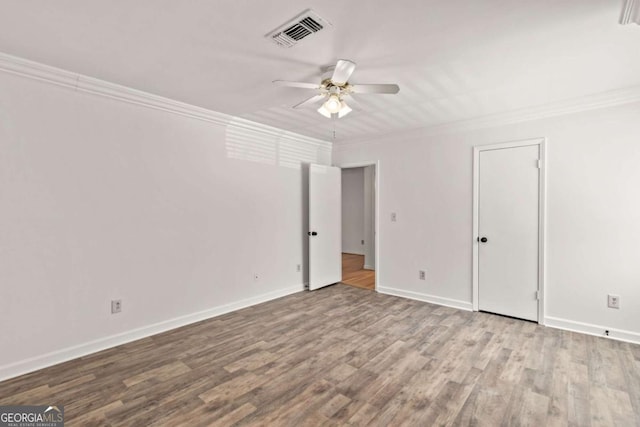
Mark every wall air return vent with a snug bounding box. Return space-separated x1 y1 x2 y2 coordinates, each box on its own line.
265 9 332 48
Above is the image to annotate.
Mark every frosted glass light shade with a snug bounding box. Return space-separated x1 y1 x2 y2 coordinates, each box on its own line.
317 96 353 119
338 101 352 118
323 94 342 113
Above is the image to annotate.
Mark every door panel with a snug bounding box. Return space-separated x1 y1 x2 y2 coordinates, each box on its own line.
309 164 342 290
478 145 539 321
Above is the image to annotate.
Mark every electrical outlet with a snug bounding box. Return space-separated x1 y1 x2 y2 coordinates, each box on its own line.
391 212 397 222
296 264 301 272
419 270 426 280
111 299 122 314
607 294 620 309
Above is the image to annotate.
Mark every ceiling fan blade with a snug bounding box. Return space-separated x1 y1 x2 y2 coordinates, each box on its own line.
331 59 357 86
293 94 327 109
273 80 322 89
344 94 363 108
350 84 400 94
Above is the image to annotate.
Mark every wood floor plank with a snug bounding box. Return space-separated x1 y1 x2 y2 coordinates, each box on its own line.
1 284 639 426
346 402 379 425
198 372 269 405
123 360 191 388
68 399 123 426
318 393 351 418
208 402 257 427
223 350 278 373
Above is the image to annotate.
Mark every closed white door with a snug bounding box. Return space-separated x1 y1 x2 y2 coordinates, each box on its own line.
478 145 540 321
309 164 342 290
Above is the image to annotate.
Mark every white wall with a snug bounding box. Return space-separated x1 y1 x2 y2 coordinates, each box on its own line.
341 168 365 255
333 102 640 343
0 62 330 380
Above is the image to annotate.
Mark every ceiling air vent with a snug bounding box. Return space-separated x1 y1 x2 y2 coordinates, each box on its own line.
265 9 332 48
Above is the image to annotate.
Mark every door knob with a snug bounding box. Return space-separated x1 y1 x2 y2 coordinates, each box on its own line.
480 237 488 243
308 231 318 236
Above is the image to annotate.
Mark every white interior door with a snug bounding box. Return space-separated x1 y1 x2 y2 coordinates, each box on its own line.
478 145 540 321
309 164 342 290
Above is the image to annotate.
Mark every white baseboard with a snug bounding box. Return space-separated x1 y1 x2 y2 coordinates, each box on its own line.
0 285 304 382
377 286 472 311
545 316 640 345
363 265 375 271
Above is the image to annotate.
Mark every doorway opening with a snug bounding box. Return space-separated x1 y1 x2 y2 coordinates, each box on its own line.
340 164 376 291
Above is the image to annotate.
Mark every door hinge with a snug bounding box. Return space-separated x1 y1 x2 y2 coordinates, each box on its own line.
535 290 540 300
537 159 543 169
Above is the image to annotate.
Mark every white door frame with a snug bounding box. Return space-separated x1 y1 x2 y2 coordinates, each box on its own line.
335 161 380 291
472 138 547 324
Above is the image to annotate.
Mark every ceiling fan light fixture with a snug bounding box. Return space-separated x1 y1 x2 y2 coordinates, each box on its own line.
317 104 332 118
274 58 400 119
318 97 353 119
323 94 342 113
338 101 352 118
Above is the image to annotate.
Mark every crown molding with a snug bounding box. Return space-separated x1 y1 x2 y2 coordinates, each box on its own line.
5 50 637 154
334 84 640 151
0 51 332 150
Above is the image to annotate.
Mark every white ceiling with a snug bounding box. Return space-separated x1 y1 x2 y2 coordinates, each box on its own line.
0 0 638 143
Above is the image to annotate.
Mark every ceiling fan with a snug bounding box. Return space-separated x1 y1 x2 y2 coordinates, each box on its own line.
273 59 400 119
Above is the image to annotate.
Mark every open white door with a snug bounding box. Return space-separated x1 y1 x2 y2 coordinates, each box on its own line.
308 164 342 290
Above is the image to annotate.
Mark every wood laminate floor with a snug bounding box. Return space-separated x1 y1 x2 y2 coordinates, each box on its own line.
1 284 639 426
341 253 375 290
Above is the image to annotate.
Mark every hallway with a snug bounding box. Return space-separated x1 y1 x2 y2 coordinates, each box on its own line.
341 253 375 290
